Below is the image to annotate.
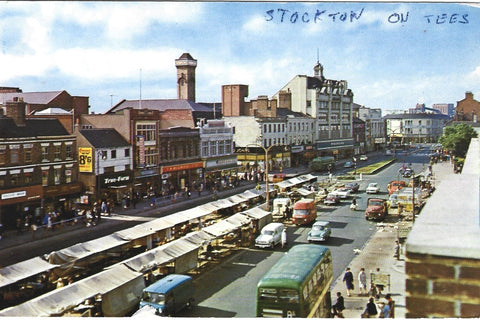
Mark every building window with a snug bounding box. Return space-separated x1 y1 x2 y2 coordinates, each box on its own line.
54 145 61 160
24 144 33 163
210 141 217 156
54 168 61 185
10 173 20 186
202 142 209 157
42 170 49 186
136 124 156 142
144 147 158 166
125 148 130 157
0 146 5 165
24 171 33 185
65 145 73 159
218 140 225 155
42 145 49 162
10 146 19 164
111 150 117 159
65 169 72 183
225 140 232 154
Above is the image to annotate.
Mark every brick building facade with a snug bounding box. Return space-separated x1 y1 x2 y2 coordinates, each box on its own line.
455 91 480 122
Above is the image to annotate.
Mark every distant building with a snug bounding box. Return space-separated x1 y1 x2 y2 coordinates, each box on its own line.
455 91 480 122
357 105 385 152
384 113 450 144
175 53 197 102
274 61 354 159
0 89 89 126
0 97 80 229
432 103 455 118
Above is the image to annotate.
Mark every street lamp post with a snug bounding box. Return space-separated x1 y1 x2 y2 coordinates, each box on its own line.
411 172 416 223
247 143 277 211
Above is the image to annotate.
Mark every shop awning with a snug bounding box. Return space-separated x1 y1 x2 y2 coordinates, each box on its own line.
0 264 142 317
0 257 59 288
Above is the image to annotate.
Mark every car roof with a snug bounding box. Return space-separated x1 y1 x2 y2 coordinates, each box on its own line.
144 274 192 294
263 222 284 230
313 221 330 226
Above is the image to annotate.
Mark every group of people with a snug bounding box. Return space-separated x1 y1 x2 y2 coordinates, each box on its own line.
331 267 395 318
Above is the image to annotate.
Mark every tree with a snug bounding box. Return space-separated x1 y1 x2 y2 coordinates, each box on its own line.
439 123 478 157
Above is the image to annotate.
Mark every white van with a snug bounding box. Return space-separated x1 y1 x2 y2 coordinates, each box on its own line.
272 198 292 219
255 222 284 249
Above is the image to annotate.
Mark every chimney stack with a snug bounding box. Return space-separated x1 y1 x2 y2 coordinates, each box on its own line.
6 97 26 126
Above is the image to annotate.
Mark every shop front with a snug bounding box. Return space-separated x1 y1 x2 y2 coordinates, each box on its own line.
203 156 239 191
316 139 354 160
99 170 134 204
161 162 203 195
134 168 161 200
43 182 83 221
0 185 43 228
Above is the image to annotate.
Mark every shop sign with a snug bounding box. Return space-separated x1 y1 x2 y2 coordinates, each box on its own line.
205 157 237 169
1 190 26 200
291 145 304 153
101 172 133 187
78 147 93 172
316 139 354 150
162 162 203 173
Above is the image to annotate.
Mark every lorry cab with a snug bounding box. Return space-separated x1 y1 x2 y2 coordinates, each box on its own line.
292 198 317 225
272 198 292 219
139 274 194 316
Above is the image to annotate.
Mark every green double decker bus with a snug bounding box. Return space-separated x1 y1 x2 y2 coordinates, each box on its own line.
256 244 333 318
311 156 335 172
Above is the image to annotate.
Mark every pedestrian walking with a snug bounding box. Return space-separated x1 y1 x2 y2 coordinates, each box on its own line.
358 267 367 295
331 292 345 318
361 297 378 318
281 229 287 248
393 240 400 260
342 267 354 296
385 294 395 318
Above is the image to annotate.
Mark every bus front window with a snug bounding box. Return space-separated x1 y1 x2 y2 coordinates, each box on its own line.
142 292 165 305
279 289 299 303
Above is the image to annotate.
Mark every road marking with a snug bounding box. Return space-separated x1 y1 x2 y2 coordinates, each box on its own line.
231 262 257 267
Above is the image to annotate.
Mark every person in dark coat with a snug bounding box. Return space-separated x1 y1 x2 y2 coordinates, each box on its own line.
343 268 354 297
343 267 354 296
332 292 345 317
362 297 378 318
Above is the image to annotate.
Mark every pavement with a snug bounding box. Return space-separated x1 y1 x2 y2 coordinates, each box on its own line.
330 159 454 318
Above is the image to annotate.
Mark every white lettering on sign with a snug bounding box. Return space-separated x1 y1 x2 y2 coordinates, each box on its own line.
1 190 27 200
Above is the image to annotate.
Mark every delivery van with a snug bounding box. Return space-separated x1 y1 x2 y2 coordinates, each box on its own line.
255 222 285 249
292 198 317 225
272 198 292 219
139 274 194 316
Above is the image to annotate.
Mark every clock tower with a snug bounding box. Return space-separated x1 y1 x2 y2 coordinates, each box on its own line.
175 53 197 101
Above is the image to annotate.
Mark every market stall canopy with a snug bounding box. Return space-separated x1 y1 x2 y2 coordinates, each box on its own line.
241 190 262 200
225 213 251 227
242 206 271 220
226 194 249 204
182 230 215 246
45 234 127 265
202 219 240 237
0 265 142 317
211 198 236 209
0 257 59 288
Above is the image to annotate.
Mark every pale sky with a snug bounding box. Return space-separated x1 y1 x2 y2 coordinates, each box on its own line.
0 1 479 114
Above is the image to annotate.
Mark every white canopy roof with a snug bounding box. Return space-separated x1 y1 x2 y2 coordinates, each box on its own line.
0 265 141 317
0 257 58 288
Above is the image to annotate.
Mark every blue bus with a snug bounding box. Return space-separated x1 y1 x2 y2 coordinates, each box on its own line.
256 244 333 318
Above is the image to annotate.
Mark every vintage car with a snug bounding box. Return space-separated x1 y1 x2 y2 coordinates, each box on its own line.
387 180 407 195
359 155 368 161
324 193 340 205
366 183 380 194
365 198 388 221
344 161 354 168
331 187 352 199
345 182 360 193
307 221 332 242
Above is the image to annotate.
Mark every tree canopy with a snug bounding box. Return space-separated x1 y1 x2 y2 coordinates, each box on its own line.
439 123 478 157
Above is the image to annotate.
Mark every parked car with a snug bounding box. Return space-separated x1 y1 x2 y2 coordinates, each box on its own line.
388 193 399 208
385 149 393 155
255 222 285 249
324 193 340 205
307 221 331 242
332 187 352 199
402 168 413 178
366 183 380 194
365 198 388 221
344 161 354 168
359 155 368 161
345 182 360 193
